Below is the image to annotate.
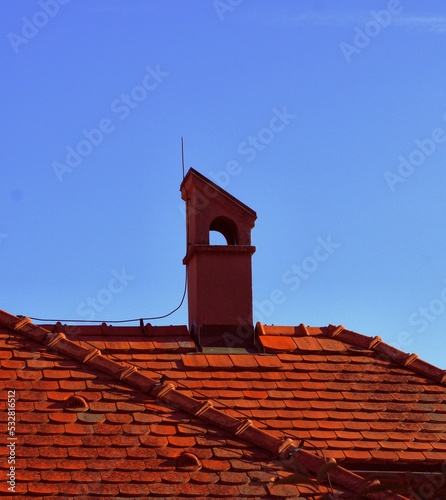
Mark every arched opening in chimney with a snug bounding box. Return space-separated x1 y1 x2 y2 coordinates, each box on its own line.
209 216 238 245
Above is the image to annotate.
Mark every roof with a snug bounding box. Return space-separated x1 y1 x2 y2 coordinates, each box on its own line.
2 309 446 498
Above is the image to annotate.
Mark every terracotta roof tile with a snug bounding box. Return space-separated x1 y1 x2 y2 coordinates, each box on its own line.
344 421 371 432
290 391 317 402
293 336 322 351
40 470 70 482
58 380 87 390
259 335 297 352
68 447 98 458
308 400 335 410
16 370 42 380
370 450 399 460
310 429 337 439
58 483 89 495
12 349 40 360
406 441 433 451
34 435 61 448
219 471 250 484
2 358 26 369
204 354 234 368
334 429 362 440
237 370 263 380
326 439 355 449
79 435 111 447
4 313 446 498
253 354 283 368
13 401 33 413
317 391 345 401
148 423 176 435
28 483 59 495
42 368 71 379
243 390 271 400
182 354 209 368
26 458 56 470
397 450 426 461
352 440 380 450
19 447 39 458
424 451 446 460
379 441 408 451
132 412 163 424
207 371 235 381
431 441 446 451
207 483 245 497
229 354 259 368
343 449 372 461
267 483 302 498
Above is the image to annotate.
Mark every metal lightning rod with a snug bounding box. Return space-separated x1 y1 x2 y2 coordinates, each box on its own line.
181 137 185 179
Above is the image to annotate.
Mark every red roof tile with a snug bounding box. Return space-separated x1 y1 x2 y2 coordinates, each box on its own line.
3 313 446 498
258 335 297 352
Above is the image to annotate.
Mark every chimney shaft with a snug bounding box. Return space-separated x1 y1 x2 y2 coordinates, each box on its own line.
181 168 256 350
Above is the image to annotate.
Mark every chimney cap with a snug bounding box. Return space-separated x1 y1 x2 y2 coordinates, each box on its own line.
180 167 257 221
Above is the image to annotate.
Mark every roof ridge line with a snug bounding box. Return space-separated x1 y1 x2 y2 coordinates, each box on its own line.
0 309 404 497
328 324 446 386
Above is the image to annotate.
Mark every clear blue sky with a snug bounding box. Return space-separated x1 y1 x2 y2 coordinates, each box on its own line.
2 0 446 369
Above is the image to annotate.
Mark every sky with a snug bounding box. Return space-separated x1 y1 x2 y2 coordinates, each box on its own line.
2 0 446 369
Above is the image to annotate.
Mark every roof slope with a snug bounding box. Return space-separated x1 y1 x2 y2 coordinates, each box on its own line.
255 323 446 469
2 310 445 498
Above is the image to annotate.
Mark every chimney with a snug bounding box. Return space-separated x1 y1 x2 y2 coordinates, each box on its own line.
181 168 256 350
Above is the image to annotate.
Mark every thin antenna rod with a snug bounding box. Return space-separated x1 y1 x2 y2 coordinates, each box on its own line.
181 137 185 179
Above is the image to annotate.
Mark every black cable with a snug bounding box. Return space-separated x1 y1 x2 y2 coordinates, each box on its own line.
28 140 190 326
26 270 187 325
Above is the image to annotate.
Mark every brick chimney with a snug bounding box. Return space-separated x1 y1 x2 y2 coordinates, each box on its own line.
181 168 256 350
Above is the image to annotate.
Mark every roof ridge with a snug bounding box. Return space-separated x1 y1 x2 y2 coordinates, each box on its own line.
0 310 409 499
327 324 446 387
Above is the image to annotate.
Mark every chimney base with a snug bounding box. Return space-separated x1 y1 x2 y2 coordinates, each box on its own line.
193 324 255 352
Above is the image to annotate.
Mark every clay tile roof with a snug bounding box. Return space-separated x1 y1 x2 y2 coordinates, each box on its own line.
3 310 446 498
